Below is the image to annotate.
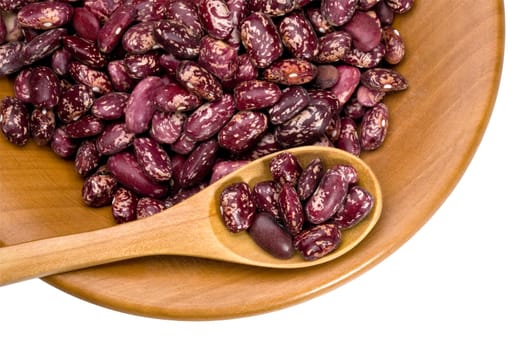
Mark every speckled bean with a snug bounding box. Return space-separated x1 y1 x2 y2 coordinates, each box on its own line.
219 181 256 233
107 60 134 92
91 92 129 120
69 61 113 95
124 52 161 80
385 0 413 14
331 185 374 229
150 111 184 144
154 20 200 59
382 26 405 65
234 79 281 110
269 151 303 186
82 169 118 207
293 223 342 260
278 183 304 235
175 60 223 101
210 159 249 183
133 136 172 182
64 115 104 138
279 12 319 60
136 197 165 219
112 187 138 223
360 67 408 92
17 1 73 30
96 122 135 155
122 21 158 54
305 164 357 224
56 84 94 124
275 104 332 148
29 108 55 146
0 41 24 76
297 157 324 201
359 102 389 150
335 117 361 156
107 151 169 198
185 93 235 141
0 96 29 146
262 58 317 86
198 0 234 40
320 0 357 26
178 138 219 188
154 82 201 113
75 139 102 177
125 76 164 134
97 4 136 53
268 86 310 125
63 35 107 69
198 35 238 80
218 110 268 153
240 12 283 68
50 126 78 158
21 27 67 65
315 31 352 63
252 180 281 221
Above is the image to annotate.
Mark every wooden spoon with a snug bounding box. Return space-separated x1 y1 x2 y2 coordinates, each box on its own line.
0 146 382 286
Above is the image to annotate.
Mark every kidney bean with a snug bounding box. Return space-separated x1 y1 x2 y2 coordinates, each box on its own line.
13 68 33 103
252 180 281 221
175 60 223 101
63 35 107 69
219 182 255 233
91 92 129 120
178 138 219 188
278 183 304 235
321 0 357 26
357 85 385 107
268 86 310 125
305 164 357 224
124 52 161 80
360 67 408 92
51 48 72 76
64 115 104 139
293 223 342 260
0 0 30 12
165 1 203 39
21 27 67 65
154 20 200 59
297 157 324 201
308 89 340 117
248 212 294 259
22 66 60 108
359 102 388 150
154 82 200 113
306 6 333 34
82 170 118 207
107 60 135 92
240 12 283 68
170 131 197 155
158 53 181 75
279 12 319 60
210 159 249 183
198 0 234 40
358 0 380 9
136 197 165 219
29 108 55 146
262 58 317 86
107 151 169 198
150 111 184 144
97 4 136 54
17 1 73 30
96 122 135 155
375 0 394 25
72 7 100 42
234 80 281 110
330 65 361 106
315 31 352 63
133 136 172 182
121 21 157 54
343 10 382 52
227 0 249 25
335 117 361 156
125 76 164 134
69 62 113 95
218 110 268 153
342 97 367 119
133 0 169 22
269 151 303 186
50 126 78 158
222 53 258 89
385 0 413 14
75 140 102 177
198 35 238 81
0 96 29 146
342 42 385 68
275 104 332 148
382 26 405 65
312 64 339 89
0 41 24 76
57 84 94 124
84 0 122 22
244 131 282 160
184 93 235 141
111 187 138 223
331 185 374 229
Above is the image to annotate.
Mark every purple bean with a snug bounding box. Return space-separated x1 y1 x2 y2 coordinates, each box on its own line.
248 213 294 259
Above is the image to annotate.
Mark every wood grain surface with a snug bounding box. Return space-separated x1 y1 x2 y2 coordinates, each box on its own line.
0 1 504 320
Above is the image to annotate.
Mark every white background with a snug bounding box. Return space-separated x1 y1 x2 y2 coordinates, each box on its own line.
1 2 523 349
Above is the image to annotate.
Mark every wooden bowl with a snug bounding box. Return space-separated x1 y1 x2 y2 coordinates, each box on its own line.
0 1 504 320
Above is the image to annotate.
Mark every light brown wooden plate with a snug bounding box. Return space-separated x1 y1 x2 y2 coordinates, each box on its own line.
0 1 504 320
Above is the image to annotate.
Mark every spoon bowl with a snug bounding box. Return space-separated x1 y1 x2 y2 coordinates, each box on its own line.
0 146 382 286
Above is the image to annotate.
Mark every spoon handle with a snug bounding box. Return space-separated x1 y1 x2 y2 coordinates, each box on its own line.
0 195 215 286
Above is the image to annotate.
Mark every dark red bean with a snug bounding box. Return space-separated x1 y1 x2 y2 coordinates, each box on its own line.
72 7 100 42
342 10 382 52
51 48 72 76
248 213 294 259
63 35 107 69
107 60 135 92
97 4 136 54
107 151 169 198
219 181 256 233
268 86 310 125
50 126 78 158
330 65 361 106
210 159 249 183
178 139 219 188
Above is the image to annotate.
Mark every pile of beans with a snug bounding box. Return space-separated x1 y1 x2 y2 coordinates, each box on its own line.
220 151 374 260
0 0 412 224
